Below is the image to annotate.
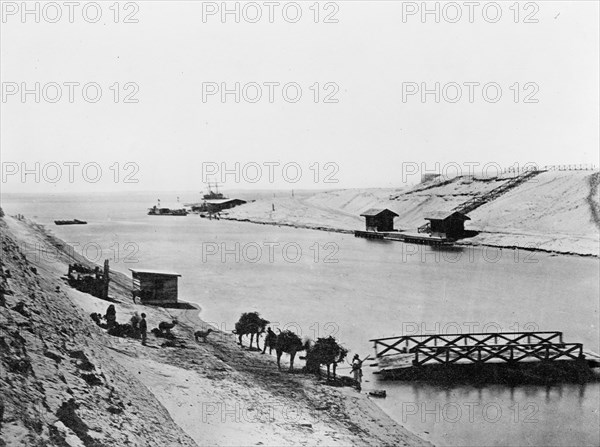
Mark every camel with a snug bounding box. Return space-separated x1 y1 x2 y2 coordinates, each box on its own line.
158 319 178 335
304 336 348 380
233 312 269 350
194 328 214 342
274 330 308 371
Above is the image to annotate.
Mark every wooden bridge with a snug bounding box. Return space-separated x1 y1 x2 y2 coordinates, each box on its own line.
370 331 600 379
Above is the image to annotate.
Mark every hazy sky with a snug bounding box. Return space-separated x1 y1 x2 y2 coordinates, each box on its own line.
1 1 598 193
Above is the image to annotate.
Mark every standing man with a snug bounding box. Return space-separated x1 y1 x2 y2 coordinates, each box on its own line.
105 305 116 330
140 313 148 346
130 312 141 338
351 354 363 391
262 327 277 354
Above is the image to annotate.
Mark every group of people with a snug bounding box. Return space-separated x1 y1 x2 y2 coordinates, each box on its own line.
104 305 148 345
130 310 148 345
104 305 365 390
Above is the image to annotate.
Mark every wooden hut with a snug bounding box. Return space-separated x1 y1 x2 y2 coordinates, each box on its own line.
130 269 181 305
360 208 399 232
423 211 470 238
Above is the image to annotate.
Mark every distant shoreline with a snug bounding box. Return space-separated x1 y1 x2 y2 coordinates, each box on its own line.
220 215 599 259
220 215 354 234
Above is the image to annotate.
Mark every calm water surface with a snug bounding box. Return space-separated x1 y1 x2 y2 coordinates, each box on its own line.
2 193 599 446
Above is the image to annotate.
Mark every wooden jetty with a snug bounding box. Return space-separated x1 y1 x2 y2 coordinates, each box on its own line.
370 331 600 383
354 230 454 246
355 207 457 245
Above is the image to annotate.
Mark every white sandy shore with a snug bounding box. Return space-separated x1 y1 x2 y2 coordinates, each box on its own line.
223 171 599 257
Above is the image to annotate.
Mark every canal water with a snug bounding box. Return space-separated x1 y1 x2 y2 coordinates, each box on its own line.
2 192 599 446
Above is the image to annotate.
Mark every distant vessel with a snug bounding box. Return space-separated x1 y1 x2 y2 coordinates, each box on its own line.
147 198 188 216
203 182 225 200
54 219 87 225
147 207 188 216
185 183 247 214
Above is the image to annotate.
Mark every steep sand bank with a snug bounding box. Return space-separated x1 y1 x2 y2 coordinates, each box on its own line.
223 171 599 257
1 217 196 446
0 215 431 447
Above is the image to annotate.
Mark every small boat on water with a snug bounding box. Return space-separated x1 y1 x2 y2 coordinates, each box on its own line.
368 390 387 398
54 219 87 225
147 198 188 216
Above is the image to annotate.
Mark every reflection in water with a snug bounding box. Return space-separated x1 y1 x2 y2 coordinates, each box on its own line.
378 379 599 446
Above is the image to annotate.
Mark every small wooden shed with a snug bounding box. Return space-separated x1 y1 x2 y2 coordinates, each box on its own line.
424 211 470 238
130 269 181 305
360 208 399 232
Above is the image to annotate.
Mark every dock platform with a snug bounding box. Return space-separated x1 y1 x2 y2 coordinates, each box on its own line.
370 331 600 382
354 230 454 246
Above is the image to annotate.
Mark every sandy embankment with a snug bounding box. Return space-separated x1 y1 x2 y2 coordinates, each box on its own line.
223 171 600 257
0 215 431 447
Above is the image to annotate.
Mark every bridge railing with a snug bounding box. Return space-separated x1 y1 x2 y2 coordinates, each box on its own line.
412 342 584 366
370 331 564 358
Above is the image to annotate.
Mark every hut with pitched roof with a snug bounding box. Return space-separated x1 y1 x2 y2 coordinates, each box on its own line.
360 208 399 232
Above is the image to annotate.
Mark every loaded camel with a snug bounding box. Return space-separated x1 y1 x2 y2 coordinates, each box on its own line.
233 312 269 350
304 336 348 381
274 329 309 372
